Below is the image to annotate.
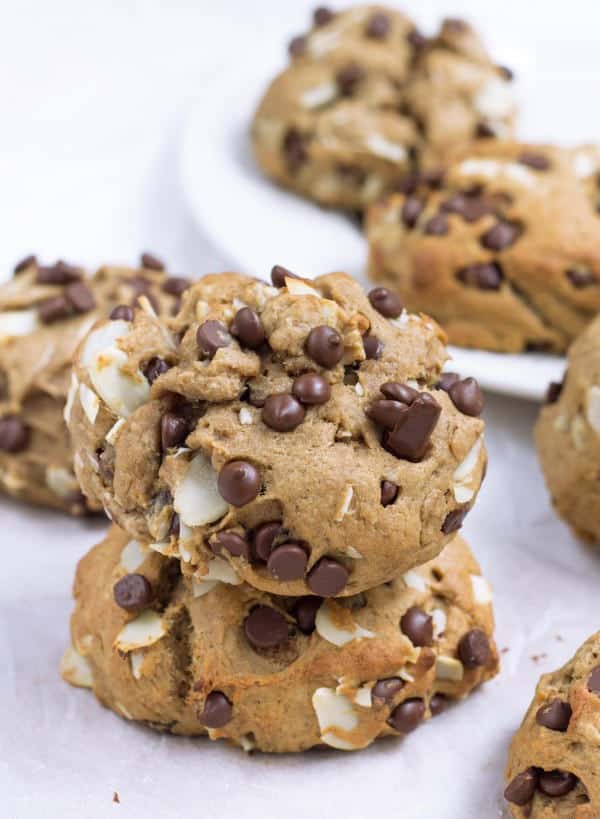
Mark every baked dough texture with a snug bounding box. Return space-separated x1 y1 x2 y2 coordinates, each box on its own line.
251 5 515 210
535 314 600 542
0 255 184 514
62 524 498 753
67 269 486 597
504 632 600 817
366 141 600 353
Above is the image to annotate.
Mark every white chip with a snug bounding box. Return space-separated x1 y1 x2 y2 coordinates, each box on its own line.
470 574 493 604
239 407 253 425
114 610 166 653
105 418 126 445
120 539 149 572
334 485 354 522
345 545 363 559
353 685 373 709
45 466 78 498
301 81 338 109
0 308 38 341
60 645 93 688
192 557 242 597
129 650 145 680
79 383 100 424
431 608 447 639
312 688 359 750
315 600 375 646
586 385 600 433
285 278 320 297
402 569 428 592
474 78 514 119
173 453 228 527
366 134 407 163
572 150 597 179
435 656 464 682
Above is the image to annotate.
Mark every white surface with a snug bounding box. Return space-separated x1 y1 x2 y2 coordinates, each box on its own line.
1 2 599 818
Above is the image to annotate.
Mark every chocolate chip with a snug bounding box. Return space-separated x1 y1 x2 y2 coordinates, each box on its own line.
366 399 408 429
162 276 190 296
363 334 383 359
400 607 433 647
36 260 81 284
262 393 305 432
380 480 399 507
244 605 289 649
0 415 29 453
292 596 322 633
380 382 419 404
218 461 261 507
143 357 170 384
198 691 232 728
267 542 308 581
110 304 134 321
307 557 348 596
481 221 520 251
504 768 538 806
436 372 461 392
423 214 449 236
113 573 153 610
372 677 404 704
65 281 96 314
475 122 496 138
305 325 344 368
292 373 331 405
441 193 493 223
407 28 427 49
566 268 598 288
457 262 503 290
443 17 467 32
14 254 37 275
383 394 441 462
518 152 551 171
388 698 425 733
288 35 307 58
313 6 334 26
197 320 232 357
545 380 563 404
336 63 364 96
368 287 402 318
498 64 514 81
282 128 308 172
38 295 71 323
231 307 266 349
395 172 421 195
442 507 468 534
429 694 449 716
160 412 188 450
140 252 165 271
211 531 250 560
538 770 578 798
365 12 390 38
401 197 423 228
535 699 572 732
271 264 299 287
253 521 282 562
448 377 484 417
587 665 600 693
169 512 180 537
458 628 491 668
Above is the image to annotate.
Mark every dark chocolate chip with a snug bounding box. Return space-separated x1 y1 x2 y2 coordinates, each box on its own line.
231 307 266 349
14 254 37 275
307 557 348 596
366 399 408 430
336 63 364 96
400 606 434 647
169 512 180 537
110 304 134 321
65 281 96 314
267 542 308 581
36 260 81 284
262 393 306 432
436 372 461 392
0 415 29 453
442 507 468 534
441 193 494 223
429 694 449 716
140 252 165 271
538 770 578 798
218 461 261 507
292 373 331 405
443 17 467 32
545 380 563 404
383 394 441 462
368 287 402 318
394 171 421 195
475 122 496 139
407 28 427 49
372 677 404 704
271 264 299 287
363 334 384 359
38 295 71 323
504 768 538 806
113 573 153 610
162 276 190 296
587 665 600 693
481 221 520 251
457 262 503 290
305 325 344 368
365 11 390 38
566 268 598 288
458 628 491 668
292 596 323 634
388 698 425 733
253 521 283 562
244 605 289 649
380 382 419 404
143 357 171 384
160 412 188 450
313 6 334 26
211 531 250 560
282 128 308 172
535 699 572 732
289 35 307 58
401 197 423 228
197 320 232 357
380 480 399 507
198 691 232 728
448 377 484 417
518 152 551 171
423 213 449 236
498 64 514 81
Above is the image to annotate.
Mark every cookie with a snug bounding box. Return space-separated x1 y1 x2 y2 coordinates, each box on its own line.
0 254 186 514
504 632 600 817
62 524 498 753
66 269 486 597
251 6 515 210
366 141 600 353
535 314 600 542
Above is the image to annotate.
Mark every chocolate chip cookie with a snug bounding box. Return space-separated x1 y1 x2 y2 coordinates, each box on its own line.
535 314 600 542
251 5 515 210
62 524 498 753
66 269 486 596
366 141 600 353
0 254 186 514
504 632 600 817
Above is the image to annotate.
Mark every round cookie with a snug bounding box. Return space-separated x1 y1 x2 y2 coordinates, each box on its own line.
62 524 498 753
504 632 600 817
366 141 600 353
251 5 515 210
0 254 186 514
67 269 486 596
535 314 600 542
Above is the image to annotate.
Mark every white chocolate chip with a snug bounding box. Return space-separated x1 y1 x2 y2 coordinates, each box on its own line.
435 656 464 682
475 78 514 119
389 309 410 330
572 150 598 179
352 684 373 708
553 414 568 433
315 600 375 646
571 413 587 450
471 574 493 604
173 453 228 527
129 650 144 680
402 570 428 592
114 610 166 653
585 385 600 433
120 539 149 572
334 484 354 521
238 734 256 753
458 158 535 188
312 687 359 750
64 372 79 425
308 28 340 57
79 382 100 424
452 436 483 503
301 81 338 109
239 407 253 425
366 134 407 163
285 277 320 297
345 545 363 559
192 557 242 597
137 294 157 318
431 608 447 639
397 666 415 683
116 702 133 720
0 308 38 341
195 300 209 321
45 466 79 499
354 382 364 397
60 645 93 688
179 541 192 563
105 418 126 445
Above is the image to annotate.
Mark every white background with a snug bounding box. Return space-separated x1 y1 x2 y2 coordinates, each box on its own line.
1 2 599 817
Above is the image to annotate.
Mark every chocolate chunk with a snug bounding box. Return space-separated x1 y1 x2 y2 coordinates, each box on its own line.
388 698 425 733
271 264 299 287
113 573 153 610
448 377 484 416
363 334 384 359
368 287 402 318
518 152 551 171
457 262 503 290
366 399 408 430
336 63 364 96
475 122 496 139
288 35 307 58
140 252 165 271
160 412 189 450
231 307 266 349
37 260 81 284
197 320 232 356
429 694 449 716
380 382 419 404
436 372 461 392
162 276 190 296
545 380 563 404
211 531 250 560
442 507 468 534
313 6 334 26
400 606 434 647
566 268 598 288
401 197 423 228
65 281 96 314
198 691 232 728
0 415 29 453
253 521 282 562
423 214 449 236
587 665 600 693
305 325 344 368
14 254 37 275
307 557 348 596
380 480 399 507
383 394 441 462
372 677 404 704
365 11 390 38
244 605 289 649
504 768 538 806
292 373 331 405
143 357 170 384
38 295 71 323
535 699 572 732
110 304 134 321
538 770 578 797
292 596 323 634
481 221 520 251
267 542 308 581
458 628 491 668
282 128 308 172
218 461 261 506
262 393 306 432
